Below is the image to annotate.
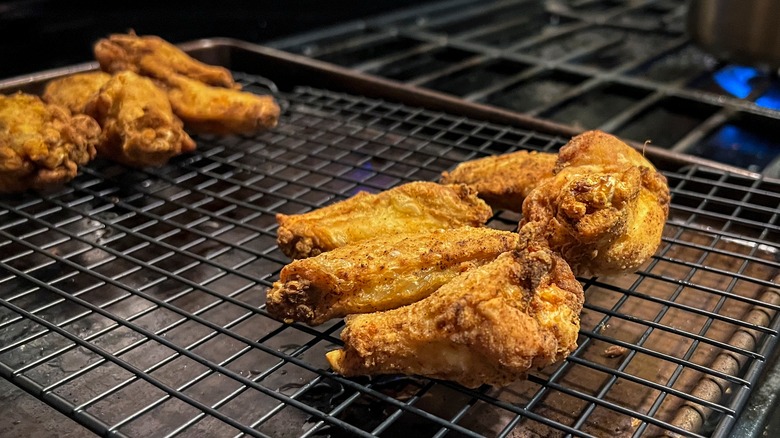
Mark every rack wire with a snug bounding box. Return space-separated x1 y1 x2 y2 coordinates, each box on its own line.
1 76 779 438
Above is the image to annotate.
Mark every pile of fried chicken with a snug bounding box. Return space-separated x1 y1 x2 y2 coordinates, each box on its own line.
267 130 670 388
0 32 279 194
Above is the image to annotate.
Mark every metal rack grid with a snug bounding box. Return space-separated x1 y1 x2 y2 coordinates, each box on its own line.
1 75 779 438
269 0 780 178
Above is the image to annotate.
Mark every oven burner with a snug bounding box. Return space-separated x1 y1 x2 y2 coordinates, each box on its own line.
713 66 761 99
713 65 780 110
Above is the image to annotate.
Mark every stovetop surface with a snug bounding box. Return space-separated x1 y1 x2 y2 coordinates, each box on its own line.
270 0 780 178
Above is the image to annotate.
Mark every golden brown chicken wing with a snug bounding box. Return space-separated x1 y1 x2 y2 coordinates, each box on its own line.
325 232 584 388
440 150 556 212
521 130 670 276
42 71 111 115
267 227 519 325
0 93 100 194
94 32 238 89
276 182 493 259
83 71 196 167
163 73 280 135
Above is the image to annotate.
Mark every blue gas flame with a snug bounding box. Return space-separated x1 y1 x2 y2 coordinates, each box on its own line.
713 65 780 110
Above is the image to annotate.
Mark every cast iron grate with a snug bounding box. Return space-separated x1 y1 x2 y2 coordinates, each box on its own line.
1 75 779 438
270 0 780 178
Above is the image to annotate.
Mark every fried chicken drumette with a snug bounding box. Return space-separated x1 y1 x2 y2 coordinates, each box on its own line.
93 32 280 136
164 73 280 135
441 150 556 212
521 130 670 276
326 228 584 388
42 71 111 115
0 93 100 194
276 182 494 259
94 32 238 89
267 227 519 325
441 130 670 277
80 71 196 167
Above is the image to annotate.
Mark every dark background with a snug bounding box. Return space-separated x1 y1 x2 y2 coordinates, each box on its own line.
0 0 422 79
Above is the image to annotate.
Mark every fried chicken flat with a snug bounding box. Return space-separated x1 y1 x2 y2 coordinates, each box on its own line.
267 227 519 325
0 93 100 193
440 150 556 212
521 130 670 276
84 71 196 167
276 182 494 259
42 71 111 115
326 232 584 388
164 73 280 135
94 32 238 89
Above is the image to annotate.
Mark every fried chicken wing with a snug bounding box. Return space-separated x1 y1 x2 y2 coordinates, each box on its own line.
440 150 556 212
325 234 584 388
0 93 100 193
164 73 280 135
521 130 670 276
84 71 196 167
276 182 494 259
94 32 238 89
267 227 519 325
42 71 111 115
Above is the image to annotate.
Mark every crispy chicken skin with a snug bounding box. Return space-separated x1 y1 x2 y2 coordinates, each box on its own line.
521 130 670 276
276 182 494 259
326 231 584 388
164 73 280 135
42 71 112 115
440 150 556 212
84 71 196 167
0 93 100 193
267 227 519 325
94 32 238 89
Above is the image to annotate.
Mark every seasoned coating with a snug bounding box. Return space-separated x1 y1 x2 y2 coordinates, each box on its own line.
42 71 112 115
0 93 100 193
164 73 280 135
326 235 584 388
94 32 238 89
84 71 196 167
440 150 556 212
267 227 519 325
521 130 670 276
276 182 494 259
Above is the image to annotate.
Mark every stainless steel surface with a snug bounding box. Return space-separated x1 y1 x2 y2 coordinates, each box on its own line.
687 0 780 70
0 40 778 437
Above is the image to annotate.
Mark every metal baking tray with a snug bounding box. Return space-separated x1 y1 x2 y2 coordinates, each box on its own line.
0 38 778 438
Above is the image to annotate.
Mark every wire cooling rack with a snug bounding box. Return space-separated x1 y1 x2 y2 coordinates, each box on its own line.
0 75 779 438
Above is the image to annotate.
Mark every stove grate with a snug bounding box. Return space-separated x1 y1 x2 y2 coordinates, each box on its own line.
271 0 780 178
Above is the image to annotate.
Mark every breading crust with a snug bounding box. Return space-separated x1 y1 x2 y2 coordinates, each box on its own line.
326 236 584 388
84 71 196 167
0 93 100 193
521 130 670 276
276 182 494 259
163 73 280 135
267 227 519 325
43 71 112 115
441 150 557 212
94 32 238 89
